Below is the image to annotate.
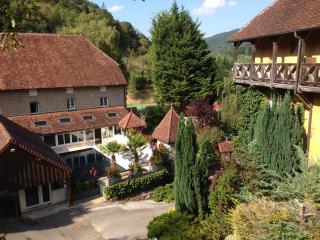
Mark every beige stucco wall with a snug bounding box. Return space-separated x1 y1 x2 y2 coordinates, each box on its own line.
0 86 125 116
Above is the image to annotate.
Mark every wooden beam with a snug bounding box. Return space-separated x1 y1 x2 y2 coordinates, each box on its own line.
296 38 306 92
250 43 256 85
271 41 278 88
67 176 73 207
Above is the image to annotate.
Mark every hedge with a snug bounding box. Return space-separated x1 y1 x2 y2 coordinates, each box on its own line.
104 169 171 200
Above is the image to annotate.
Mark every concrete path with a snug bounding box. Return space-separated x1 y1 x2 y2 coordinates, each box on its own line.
6 199 173 240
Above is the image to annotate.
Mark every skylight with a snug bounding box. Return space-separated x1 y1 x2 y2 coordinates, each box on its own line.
59 117 72 124
82 115 95 121
106 112 118 118
33 120 48 127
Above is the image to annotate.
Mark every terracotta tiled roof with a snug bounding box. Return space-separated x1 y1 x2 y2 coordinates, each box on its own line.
152 106 180 144
0 115 71 173
218 141 234 154
229 0 320 42
8 106 129 135
0 33 127 90
118 110 146 129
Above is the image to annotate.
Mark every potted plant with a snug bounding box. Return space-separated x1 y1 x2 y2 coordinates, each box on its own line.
128 162 143 178
105 160 121 185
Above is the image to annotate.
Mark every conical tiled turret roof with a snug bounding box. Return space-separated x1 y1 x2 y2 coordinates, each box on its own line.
152 106 180 144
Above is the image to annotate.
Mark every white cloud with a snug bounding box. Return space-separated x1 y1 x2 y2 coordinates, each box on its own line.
193 0 236 16
108 5 124 13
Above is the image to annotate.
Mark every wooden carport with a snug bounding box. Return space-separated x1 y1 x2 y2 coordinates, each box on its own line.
0 115 72 217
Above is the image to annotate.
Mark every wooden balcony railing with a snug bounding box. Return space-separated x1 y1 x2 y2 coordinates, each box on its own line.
301 63 320 87
274 64 297 85
252 63 271 83
234 62 320 92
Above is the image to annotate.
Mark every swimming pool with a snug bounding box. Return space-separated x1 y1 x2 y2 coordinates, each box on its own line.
60 148 111 181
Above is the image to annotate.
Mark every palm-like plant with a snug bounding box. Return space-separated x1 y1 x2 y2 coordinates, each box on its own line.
126 131 147 163
99 141 123 163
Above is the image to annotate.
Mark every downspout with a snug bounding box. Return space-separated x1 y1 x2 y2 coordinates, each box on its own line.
294 31 313 155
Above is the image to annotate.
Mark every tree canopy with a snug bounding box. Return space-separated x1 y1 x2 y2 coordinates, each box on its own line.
150 2 216 109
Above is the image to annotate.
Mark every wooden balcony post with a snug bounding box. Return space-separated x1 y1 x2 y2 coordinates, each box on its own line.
250 42 256 85
271 41 278 87
296 38 306 92
233 42 240 80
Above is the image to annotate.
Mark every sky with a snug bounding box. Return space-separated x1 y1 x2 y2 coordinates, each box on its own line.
90 0 274 38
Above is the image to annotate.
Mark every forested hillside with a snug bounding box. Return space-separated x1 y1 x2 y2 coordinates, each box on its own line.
206 29 250 56
3 0 151 98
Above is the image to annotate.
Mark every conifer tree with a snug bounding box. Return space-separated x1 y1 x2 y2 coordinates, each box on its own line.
174 116 198 214
252 93 303 176
150 2 216 109
194 137 217 216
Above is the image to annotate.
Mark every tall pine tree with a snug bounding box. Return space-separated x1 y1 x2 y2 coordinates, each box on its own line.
150 2 216 109
194 137 217 216
174 116 198 214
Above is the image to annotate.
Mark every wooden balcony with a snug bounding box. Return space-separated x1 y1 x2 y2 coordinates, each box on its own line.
234 63 320 93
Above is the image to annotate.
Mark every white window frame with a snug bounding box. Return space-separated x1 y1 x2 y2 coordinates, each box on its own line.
24 184 52 209
67 98 76 111
100 97 108 107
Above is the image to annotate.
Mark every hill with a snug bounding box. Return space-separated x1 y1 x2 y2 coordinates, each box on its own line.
206 29 250 56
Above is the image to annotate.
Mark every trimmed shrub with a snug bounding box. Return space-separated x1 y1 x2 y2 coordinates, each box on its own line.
201 169 239 240
151 183 174 203
231 198 319 240
147 211 203 240
104 169 170 200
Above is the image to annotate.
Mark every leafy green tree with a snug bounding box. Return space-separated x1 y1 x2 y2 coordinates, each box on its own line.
0 0 41 49
126 131 147 163
174 116 198 214
150 2 216 109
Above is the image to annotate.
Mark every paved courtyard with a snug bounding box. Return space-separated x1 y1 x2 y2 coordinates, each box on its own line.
6 199 173 240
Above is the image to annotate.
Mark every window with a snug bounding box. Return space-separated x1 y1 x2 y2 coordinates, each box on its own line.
57 134 64 145
34 120 47 127
64 133 71 144
59 117 72 124
87 153 95 165
107 112 118 118
78 131 84 142
115 126 121 135
82 115 95 121
100 97 108 107
43 135 55 147
25 186 39 207
80 156 86 166
71 132 78 143
67 98 76 111
73 157 80 168
30 102 39 114
85 129 94 141
65 158 72 166
42 184 51 203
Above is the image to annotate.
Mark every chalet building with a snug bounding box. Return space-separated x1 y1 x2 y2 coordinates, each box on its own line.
229 0 320 164
0 33 144 215
152 106 180 148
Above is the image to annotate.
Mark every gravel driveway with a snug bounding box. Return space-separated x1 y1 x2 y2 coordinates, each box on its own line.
6 199 173 240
